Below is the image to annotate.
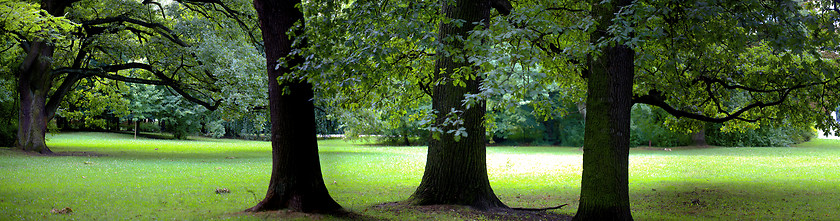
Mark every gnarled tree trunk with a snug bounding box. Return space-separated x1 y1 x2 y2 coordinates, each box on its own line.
15 0 74 154
17 41 53 154
573 0 635 220
408 0 506 210
246 0 342 213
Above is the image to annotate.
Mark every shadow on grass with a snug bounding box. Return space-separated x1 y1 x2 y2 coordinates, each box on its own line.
370 201 573 221
235 209 386 221
0 148 110 157
637 180 840 219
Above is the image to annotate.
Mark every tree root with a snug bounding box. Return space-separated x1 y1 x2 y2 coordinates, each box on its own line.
510 204 569 211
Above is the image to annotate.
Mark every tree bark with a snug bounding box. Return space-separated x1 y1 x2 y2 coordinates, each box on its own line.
573 0 634 220
409 0 506 210
14 0 79 154
17 42 52 154
246 0 342 213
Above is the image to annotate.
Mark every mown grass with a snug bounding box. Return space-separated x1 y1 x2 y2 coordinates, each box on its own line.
1 132 839 220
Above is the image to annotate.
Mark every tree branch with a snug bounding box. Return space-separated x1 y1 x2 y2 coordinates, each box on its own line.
544 7 587 13
44 73 82 120
82 15 189 47
179 0 263 48
52 63 221 111
633 75 834 123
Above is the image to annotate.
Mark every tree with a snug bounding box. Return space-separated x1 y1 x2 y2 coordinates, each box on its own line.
14 0 77 153
570 0 840 220
7 0 262 153
245 0 341 213
404 0 518 209
573 1 634 219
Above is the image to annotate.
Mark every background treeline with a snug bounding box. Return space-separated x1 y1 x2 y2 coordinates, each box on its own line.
0 79 815 147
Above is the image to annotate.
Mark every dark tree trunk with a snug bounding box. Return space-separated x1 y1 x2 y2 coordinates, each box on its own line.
573 0 635 220
409 0 506 210
402 129 411 146
15 0 76 154
17 43 52 154
692 128 707 146
541 118 559 145
246 0 342 213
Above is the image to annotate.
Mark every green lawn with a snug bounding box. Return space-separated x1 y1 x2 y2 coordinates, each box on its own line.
1 132 839 220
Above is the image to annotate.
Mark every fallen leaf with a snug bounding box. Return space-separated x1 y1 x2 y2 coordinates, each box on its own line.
50 207 73 214
215 188 231 194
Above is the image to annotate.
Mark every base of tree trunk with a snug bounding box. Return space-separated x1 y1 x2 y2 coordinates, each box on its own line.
16 146 53 155
692 129 707 146
408 190 508 211
17 141 53 155
378 201 572 220
245 194 343 214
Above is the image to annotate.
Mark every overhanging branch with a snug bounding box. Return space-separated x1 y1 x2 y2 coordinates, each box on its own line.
53 63 221 111
633 75 836 123
82 15 189 47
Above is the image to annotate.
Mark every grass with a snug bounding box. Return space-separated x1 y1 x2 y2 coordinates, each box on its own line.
1 132 839 220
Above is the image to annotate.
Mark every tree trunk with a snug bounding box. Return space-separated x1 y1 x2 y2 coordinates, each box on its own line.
692 128 707 146
541 118 559 145
15 0 75 154
573 0 635 220
246 0 342 213
402 129 411 146
17 48 52 154
408 0 506 210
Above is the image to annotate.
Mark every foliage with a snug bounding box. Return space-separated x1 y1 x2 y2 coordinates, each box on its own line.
220 114 269 140
314 107 342 135
338 105 430 146
630 104 693 147
625 0 840 134
706 122 816 147
122 84 226 140
0 0 77 43
490 103 586 147
57 78 130 129
204 118 226 139
0 95 15 147
136 121 160 133
3 0 267 148
0 61 15 147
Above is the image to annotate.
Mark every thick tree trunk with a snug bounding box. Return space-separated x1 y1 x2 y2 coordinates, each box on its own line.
409 0 506 210
17 51 51 154
15 0 75 154
17 41 55 154
246 0 342 213
573 0 635 220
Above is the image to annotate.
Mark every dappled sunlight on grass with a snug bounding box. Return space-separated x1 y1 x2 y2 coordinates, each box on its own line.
2 133 840 220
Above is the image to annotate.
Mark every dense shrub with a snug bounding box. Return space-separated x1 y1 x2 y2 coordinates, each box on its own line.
706 123 815 147
204 120 226 138
164 117 199 140
490 104 585 146
222 113 269 140
629 104 693 147
137 121 161 132
0 100 16 147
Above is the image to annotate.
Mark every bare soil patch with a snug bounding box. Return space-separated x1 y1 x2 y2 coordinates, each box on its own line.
373 202 573 221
